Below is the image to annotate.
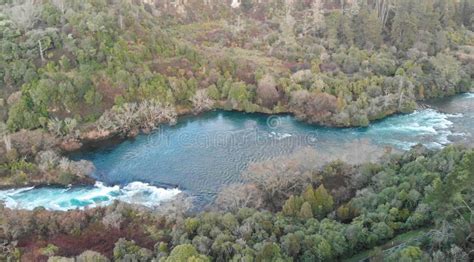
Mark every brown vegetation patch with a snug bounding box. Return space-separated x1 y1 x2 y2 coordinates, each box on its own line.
9 130 59 159
94 75 124 110
284 61 311 73
50 222 154 258
150 58 194 77
17 222 155 260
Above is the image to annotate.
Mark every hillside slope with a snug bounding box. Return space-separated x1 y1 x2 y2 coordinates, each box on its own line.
1 0 472 133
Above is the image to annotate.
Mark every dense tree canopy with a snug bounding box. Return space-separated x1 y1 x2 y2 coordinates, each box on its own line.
0 0 473 260
0 145 472 261
0 0 471 134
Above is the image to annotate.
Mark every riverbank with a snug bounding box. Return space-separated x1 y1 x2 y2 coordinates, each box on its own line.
0 177 95 191
65 92 455 152
1 144 472 261
75 91 472 154
1 92 472 211
0 92 472 192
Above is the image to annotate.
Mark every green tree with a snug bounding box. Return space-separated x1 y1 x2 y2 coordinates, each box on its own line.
282 195 304 217
299 202 314 219
7 95 46 131
391 0 420 50
255 243 285 262
304 185 334 218
303 234 333 261
338 14 354 46
113 239 153 261
166 244 209 262
281 233 302 258
427 149 474 223
302 185 317 207
429 53 462 95
40 244 59 257
353 8 382 48
389 246 424 262
371 222 394 243
228 82 250 105
184 217 200 235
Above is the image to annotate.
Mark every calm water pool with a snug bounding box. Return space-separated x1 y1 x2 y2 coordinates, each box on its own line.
1 93 472 210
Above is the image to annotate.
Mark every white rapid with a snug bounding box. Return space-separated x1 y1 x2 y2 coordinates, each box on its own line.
0 182 181 211
0 93 471 211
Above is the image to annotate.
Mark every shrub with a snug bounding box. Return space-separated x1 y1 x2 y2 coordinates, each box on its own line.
57 172 76 185
166 244 209 262
113 238 153 261
76 250 109 262
40 244 59 257
256 74 279 108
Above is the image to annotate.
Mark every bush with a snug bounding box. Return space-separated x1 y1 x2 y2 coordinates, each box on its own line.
113 239 153 261
256 74 279 108
12 171 28 185
57 172 76 185
166 244 209 262
40 244 59 257
77 250 109 262
7 98 44 131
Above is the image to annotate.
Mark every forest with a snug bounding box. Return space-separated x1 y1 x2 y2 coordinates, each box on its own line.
0 0 473 260
1 145 473 261
0 0 472 186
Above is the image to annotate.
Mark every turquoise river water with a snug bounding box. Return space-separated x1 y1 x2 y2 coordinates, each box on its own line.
0 93 472 210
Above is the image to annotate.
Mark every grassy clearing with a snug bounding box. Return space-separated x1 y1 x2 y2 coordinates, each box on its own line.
343 228 431 262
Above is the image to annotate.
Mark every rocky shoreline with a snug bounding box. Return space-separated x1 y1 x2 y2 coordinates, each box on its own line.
0 178 95 191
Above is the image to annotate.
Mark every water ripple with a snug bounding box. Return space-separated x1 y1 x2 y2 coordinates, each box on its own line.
1 94 472 210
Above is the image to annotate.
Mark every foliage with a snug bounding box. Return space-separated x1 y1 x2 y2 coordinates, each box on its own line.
97 100 177 134
40 244 59 257
0 146 472 260
0 0 470 135
113 238 153 261
0 0 473 260
165 244 209 262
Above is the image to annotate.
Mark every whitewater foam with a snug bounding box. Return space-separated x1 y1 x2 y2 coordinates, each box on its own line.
367 109 461 149
0 182 181 211
269 132 293 140
2 95 471 211
463 93 474 99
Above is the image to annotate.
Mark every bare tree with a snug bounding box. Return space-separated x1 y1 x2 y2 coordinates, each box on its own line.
300 0 325 37
240 139 388 209
231 0 241 9
51 0 67 14
97 100 177 134
102 202 129 229
139 100 177 130
289 90 338 122
374 0 394 29
38 40 45 62
281 4 297 47
326 139 390 165
311 0 325 30
8 0 41 31
0 122 12 152
215 184 263 211
191 89 214 114
118 13 124 30
36 150 95 177
242 148 317 209
154 195 193 223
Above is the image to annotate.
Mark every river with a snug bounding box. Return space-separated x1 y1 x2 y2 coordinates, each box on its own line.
1 93 472 210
